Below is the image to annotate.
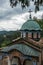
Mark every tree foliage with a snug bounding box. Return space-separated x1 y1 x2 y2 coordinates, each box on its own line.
10 0 29 8
10 0 43 12
0 31 21 47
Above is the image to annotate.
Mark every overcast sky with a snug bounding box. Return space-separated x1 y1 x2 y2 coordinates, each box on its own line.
0 0 43 31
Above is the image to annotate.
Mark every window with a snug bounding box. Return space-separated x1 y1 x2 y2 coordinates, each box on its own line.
24 60 33 65
12 57 20 65
23 32 26 37
38 33 40 38
21 32 26 38
28 32 32 38
3 57 8 65
33 33 37 38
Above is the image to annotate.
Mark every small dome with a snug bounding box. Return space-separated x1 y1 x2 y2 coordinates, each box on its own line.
21 20 41 30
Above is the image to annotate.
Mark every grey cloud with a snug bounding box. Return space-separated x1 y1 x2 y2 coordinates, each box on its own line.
0 0 8 7
0 8 23 20
0 2 27 20
0 0 24 20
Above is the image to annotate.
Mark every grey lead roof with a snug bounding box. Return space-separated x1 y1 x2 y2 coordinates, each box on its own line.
1 43 40 57
21 20 41 30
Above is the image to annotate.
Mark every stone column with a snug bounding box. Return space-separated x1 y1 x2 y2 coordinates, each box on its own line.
37 33 38 39
39 52 42 65
41 48 43 65
32 32 33 39
2 56 11 65
7 56 11 65
26 32 28 39
21 32 23 38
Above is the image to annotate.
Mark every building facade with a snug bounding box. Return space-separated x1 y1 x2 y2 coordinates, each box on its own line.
0 19 43 65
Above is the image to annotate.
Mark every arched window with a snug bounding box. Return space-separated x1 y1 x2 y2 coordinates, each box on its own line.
2 56 9 65
21 32 26 38
28 32 32 38
23 32 26 37
11 57 20 65
38 33 40 38
24 60 33 65
33 33 37 39
21 32 23 38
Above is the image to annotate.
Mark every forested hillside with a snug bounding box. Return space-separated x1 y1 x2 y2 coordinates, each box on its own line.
0 31 21 47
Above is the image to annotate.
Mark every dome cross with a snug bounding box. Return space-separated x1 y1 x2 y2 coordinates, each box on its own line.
28 9 32 19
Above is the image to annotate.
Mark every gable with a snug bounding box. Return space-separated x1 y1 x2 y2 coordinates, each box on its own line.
10 38 41 51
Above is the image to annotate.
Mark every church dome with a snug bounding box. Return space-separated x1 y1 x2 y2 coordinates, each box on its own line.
21 20 41 30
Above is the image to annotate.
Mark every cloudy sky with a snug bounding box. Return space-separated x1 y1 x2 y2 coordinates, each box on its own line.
0 0 43 31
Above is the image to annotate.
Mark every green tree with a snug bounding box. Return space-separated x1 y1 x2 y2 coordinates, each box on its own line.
1 40 11 47
0 31 21 47
10 0 43 12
